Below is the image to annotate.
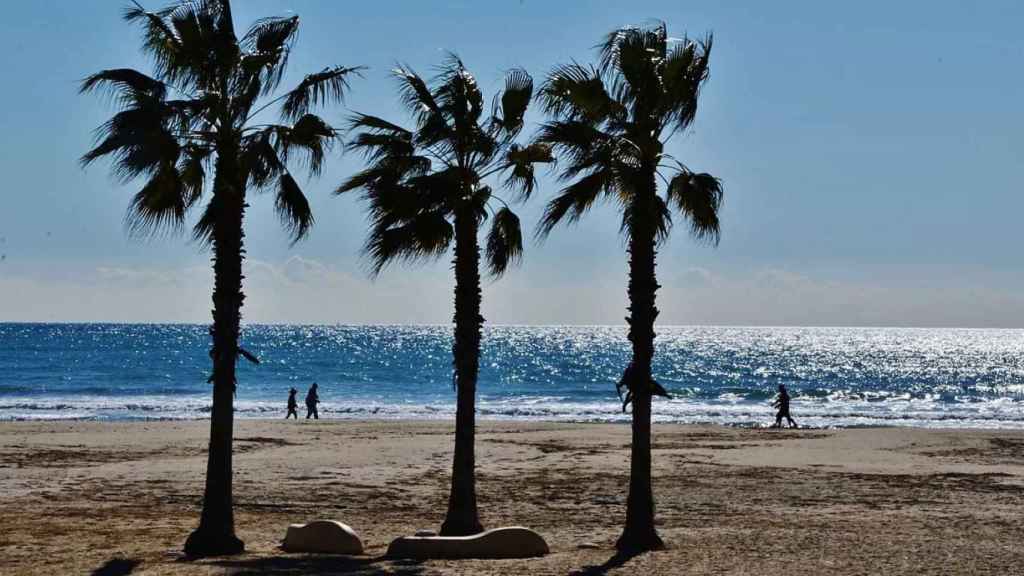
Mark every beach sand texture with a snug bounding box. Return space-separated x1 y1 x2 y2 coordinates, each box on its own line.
1 420 1022 575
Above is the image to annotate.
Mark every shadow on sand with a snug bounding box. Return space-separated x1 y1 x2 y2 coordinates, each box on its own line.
90 558 141 576
568 550 644 576
207 555 425 575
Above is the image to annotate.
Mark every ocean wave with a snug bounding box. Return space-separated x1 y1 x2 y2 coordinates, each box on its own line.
1 394 1023 429
4 325 1024 428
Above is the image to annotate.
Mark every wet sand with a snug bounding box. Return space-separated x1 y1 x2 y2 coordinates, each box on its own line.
1 420 1023 575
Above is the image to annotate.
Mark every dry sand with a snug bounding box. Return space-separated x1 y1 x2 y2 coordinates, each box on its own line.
1 420 1023 575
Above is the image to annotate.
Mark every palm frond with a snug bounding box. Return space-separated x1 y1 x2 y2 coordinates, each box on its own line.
540 62 622 124
434 54 484 133
341 114 429 184
536 120 624 181
492 68 533 135
344 113 411 153
346 132 416 162
501 142 553 199
80 68 167 107
346 113 411 136
154 1 222 89
467 184 492 224
485 206 523 277
335 150 431 203
123 4 189 85
275 172 314 243
537 168 614 237
210 0 236 38
393 64 441 120
240 15 299 94
391 65 456 153
666 168 722 244
364 211 454 275
661 34 712 134
82 106 182 183
336 164 401 196
124 161 188 238
177 143 211 206
230 68 266 123
599 22 666 85
352 168 459 245
240 130 283 188
413 111 455 154
242 15 298 53
167 2 213 51
402 167 463 211
121 0 234 92
282 65 362 121
277 114 337 175
205 0 240 74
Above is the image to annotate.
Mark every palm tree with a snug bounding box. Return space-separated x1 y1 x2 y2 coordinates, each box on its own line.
338 56 551 535
81 0 359 556
535 23 723 552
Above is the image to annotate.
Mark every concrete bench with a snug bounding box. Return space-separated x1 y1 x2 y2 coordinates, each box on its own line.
386 526 549 559
282 520 364 554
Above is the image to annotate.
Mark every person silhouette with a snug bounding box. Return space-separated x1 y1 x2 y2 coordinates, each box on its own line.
286 388 298 419
305 383 320 420
773 384 798 429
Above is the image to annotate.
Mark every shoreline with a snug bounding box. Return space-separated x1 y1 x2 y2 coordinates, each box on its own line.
2 420 1024 574
3 416 1024 432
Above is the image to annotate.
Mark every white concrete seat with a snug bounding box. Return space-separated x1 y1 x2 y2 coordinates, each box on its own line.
386 526 549 559
282 520 364 554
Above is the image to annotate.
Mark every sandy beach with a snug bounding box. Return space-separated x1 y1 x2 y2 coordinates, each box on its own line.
1 420 1022 575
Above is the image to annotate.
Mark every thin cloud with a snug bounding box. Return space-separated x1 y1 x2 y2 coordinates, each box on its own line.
2 260 1024 327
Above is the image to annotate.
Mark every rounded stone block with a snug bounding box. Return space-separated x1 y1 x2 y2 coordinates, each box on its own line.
386 526 549 559
282 520 364 554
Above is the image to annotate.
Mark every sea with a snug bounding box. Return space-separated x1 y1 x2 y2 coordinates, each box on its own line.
1 323 1023 428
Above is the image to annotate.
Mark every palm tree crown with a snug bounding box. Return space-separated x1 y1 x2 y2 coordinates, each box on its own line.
537 22 722 250
82 0 360 243
338 55 552 275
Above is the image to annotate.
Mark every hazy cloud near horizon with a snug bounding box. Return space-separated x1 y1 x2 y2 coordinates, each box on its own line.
2 256 1023 328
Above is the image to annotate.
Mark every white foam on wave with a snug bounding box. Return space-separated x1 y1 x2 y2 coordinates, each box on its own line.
2 394 1024 429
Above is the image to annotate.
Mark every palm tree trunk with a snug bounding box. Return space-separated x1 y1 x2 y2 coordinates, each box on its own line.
184 144 246 557
616 170 665 552
440 209 484 536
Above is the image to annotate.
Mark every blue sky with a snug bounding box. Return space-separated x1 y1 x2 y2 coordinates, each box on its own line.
1 1 1023 326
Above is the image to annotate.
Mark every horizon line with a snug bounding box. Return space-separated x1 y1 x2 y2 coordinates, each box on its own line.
1 321 1022 331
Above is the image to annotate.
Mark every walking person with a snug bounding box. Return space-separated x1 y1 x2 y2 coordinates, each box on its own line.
285 388 298 419
305 383 320 420
773 384 798 429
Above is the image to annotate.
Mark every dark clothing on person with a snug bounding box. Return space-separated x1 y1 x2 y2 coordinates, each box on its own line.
305 385 319 420
286 390 298 419
773 386 798 429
